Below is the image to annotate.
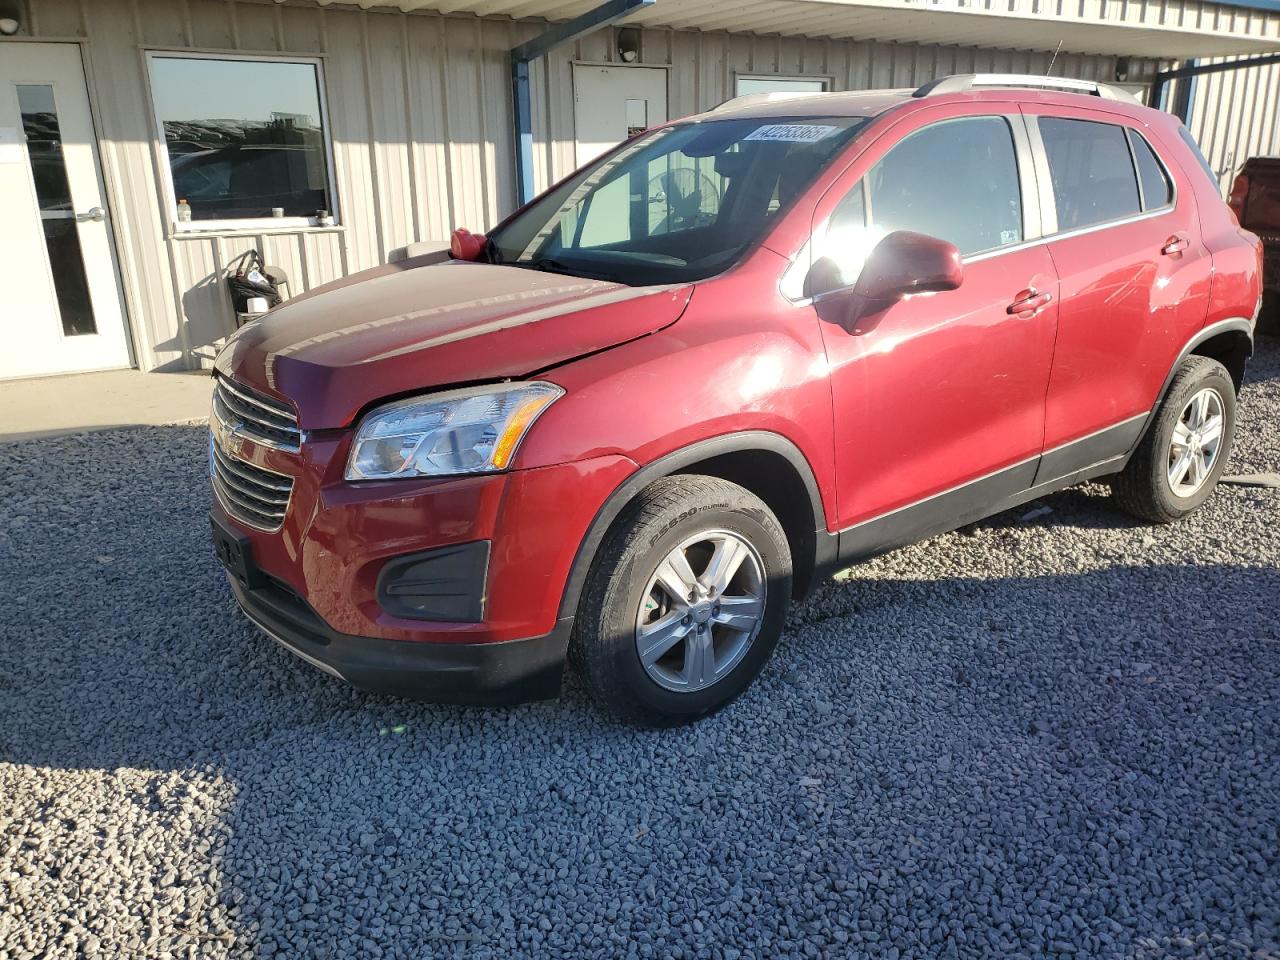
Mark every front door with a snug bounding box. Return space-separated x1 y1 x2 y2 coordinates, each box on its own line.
0 43 131 379
806 109 1059 549
573 64 668 168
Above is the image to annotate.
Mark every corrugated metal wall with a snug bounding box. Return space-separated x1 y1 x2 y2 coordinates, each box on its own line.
18 0 1157 370
1185 56 1280 191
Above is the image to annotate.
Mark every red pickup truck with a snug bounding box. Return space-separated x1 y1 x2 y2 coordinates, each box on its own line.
1230 157 1280 332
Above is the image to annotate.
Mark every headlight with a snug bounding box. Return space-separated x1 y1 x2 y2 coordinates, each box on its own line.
345 382 563 481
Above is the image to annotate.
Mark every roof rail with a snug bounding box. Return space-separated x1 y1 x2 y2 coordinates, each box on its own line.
913 73 1140 104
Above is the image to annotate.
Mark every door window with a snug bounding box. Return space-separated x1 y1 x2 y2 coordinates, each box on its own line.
815 116 1023 291
18 84 96 336
1038 118 1141 231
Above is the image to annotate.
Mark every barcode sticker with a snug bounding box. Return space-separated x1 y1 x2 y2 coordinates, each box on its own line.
743 124 839 144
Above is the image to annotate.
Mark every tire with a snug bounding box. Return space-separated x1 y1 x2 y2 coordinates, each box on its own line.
1110 355 1237 524
572 475 792 727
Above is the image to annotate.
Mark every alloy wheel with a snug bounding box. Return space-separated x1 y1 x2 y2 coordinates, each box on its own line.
634 530 766 694
1167 386 1225 498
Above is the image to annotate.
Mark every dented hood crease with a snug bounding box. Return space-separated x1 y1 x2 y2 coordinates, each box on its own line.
214 260 693 429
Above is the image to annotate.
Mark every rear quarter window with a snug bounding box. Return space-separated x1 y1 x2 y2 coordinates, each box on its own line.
1127 129 1173 210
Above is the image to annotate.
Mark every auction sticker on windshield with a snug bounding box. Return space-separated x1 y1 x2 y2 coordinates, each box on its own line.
744 124 839 143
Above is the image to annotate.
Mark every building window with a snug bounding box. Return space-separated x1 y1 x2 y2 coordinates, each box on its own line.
146 53 337 231
735 75 830 96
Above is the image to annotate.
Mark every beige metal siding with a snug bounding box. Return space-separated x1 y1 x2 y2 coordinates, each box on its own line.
6 0 1181 371
1186 56 1280 191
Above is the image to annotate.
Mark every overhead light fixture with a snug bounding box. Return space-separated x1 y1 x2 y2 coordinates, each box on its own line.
0 16 20 35
1115 57 1131 83
617 27 641 63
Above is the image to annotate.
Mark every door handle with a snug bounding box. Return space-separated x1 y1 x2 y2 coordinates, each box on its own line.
75 206 105 223
1161 234 1189 256
1006 288 1053 317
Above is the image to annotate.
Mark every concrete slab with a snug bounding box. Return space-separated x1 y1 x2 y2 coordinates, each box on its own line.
0 369 213 443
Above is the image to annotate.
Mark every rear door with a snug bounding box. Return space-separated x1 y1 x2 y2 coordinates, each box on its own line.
805 106 1060 548
1024 106 1211 478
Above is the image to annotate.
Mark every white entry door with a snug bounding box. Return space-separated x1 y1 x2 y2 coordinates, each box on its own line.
0 43 131 380
573 65 668 168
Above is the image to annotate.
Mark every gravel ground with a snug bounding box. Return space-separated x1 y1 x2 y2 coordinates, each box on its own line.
2 341 1278 960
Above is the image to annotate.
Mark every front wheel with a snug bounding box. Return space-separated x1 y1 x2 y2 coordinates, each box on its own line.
572 475 792 727
1110 355 1237 524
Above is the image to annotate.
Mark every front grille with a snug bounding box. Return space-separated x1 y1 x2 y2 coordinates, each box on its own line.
211 438 295 531
212 376 301 451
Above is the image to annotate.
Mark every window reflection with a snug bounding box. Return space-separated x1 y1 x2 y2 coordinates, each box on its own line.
816 116 1023 291
149 56 333 223
19 84 97 337
1039 118 1142 231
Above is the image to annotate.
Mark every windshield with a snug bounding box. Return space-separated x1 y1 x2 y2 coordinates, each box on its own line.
488 116 869 285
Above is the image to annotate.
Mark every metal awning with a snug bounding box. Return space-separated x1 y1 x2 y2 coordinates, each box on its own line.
346 0 1280 59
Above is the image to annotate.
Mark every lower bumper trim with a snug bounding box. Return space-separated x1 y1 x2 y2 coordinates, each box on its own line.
227 575 573 706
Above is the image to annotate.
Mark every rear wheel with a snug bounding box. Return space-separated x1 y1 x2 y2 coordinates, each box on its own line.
573 475 792 727
1110 355 1236 523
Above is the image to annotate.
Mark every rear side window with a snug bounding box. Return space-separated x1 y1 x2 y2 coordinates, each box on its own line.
1127 130 1173 210
1038 117 1140 231
858 115 1023 256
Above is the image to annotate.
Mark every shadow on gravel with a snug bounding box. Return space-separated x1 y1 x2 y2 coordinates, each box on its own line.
1246 333 1280 382
2 403 1279 956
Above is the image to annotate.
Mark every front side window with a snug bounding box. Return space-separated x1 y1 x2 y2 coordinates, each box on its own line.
1038 117 1141 231
813 116 1023 291
148 54 335 228
488 117 868 285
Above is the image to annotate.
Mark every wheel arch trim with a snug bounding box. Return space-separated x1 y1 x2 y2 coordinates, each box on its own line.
556 431 830 621
1132 317 1253 451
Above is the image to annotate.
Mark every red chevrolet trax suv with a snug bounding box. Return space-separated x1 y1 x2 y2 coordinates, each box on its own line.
210 75 1263 726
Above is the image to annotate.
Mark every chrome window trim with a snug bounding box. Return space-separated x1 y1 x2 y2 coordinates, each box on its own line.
963 204 1176 265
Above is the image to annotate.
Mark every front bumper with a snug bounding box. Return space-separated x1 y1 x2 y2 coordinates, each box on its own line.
208 414 635 645
227 567 574 705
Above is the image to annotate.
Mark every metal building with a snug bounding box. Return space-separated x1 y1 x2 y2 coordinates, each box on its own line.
1 0 1277 378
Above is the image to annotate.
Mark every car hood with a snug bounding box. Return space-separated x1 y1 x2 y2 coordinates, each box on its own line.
214 258 693 429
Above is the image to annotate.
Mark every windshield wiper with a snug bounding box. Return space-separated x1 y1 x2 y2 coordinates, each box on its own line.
507 255 619 283
511 256 577 276
530 257 575 274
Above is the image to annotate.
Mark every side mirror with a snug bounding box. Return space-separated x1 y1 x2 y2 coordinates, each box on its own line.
850 230 963 302
450 227 488 262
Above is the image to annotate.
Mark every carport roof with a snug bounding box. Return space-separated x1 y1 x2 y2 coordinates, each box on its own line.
332 0 1280 59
